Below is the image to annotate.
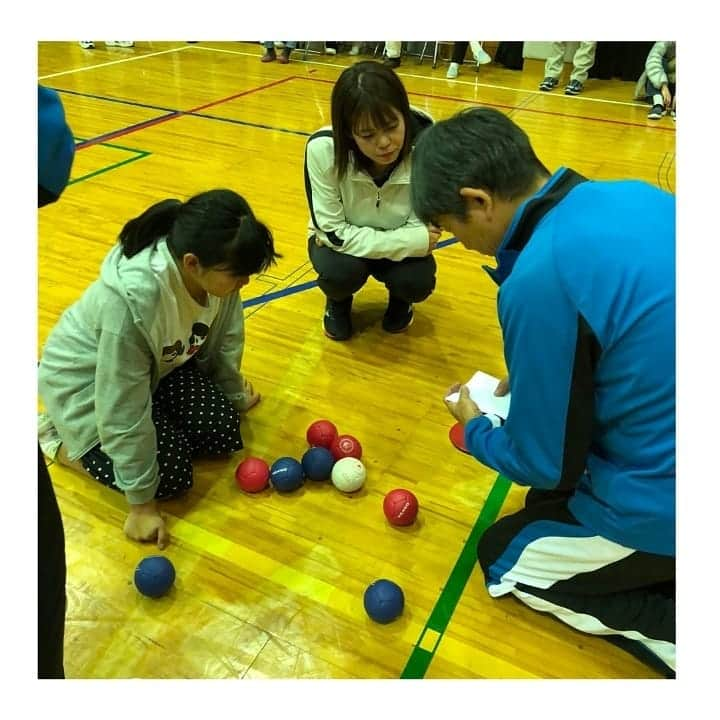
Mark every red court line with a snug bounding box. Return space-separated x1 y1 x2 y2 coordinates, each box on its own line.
188 76 295 113
77 76 296 149
291 75 676 133
77 115 179 150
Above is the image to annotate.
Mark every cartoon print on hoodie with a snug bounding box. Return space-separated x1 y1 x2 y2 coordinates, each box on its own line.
161 339 185 362
187 322 210 356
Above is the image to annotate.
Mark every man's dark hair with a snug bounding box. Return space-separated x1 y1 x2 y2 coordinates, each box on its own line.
411 107 550 225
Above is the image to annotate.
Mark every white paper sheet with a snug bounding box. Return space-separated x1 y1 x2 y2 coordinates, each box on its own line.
445 370 511 419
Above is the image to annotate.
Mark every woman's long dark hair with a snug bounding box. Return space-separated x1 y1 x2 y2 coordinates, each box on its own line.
119 189 280 276
331 61 414 180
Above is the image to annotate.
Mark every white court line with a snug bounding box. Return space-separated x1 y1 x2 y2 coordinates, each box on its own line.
392 71 643 109
191 44 645 110
38 45 193 80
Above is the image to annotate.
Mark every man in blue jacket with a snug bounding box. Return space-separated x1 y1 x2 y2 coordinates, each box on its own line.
411 107 675 677
38 85 75 678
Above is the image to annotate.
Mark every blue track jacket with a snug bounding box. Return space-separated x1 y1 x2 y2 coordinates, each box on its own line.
465 168 675 556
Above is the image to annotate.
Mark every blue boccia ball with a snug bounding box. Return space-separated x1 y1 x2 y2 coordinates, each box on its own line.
134 555 176 598
364 579 405 624
301 446 335 481
270 457 305 492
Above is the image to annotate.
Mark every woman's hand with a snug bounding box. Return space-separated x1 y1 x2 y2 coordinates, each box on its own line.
427 224 442 253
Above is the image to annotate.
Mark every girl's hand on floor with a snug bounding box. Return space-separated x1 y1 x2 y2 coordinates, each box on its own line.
124 501 169 549
241 379 261 412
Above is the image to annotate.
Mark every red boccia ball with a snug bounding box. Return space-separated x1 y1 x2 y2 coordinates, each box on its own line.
330 433 362 461
383 488 419 526
235 457 270 493
306 419 338 449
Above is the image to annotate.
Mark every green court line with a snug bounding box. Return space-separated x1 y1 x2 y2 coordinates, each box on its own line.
401 473 513 679
67 137 151 186
68 151 151 185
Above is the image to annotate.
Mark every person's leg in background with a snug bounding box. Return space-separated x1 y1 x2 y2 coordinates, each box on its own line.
446 42 470 79
260 42 276 62
278 42 296 64
539 41 566 91
646 59 674 120
646 72 666 119
38 445 66 678
384 41 402 68
669 82 676 119
470 41 492 64
565 41 597 95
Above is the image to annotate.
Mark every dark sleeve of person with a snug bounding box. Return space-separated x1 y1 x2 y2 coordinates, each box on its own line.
37 84 73 679
38 445 66 679
38 86 75 208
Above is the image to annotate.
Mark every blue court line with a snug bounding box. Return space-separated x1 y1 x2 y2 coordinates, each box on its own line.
262 260 315 283
243 237 460 309
52 87 178 113
190 112 310 137
244 279 318 307
55 87 311 147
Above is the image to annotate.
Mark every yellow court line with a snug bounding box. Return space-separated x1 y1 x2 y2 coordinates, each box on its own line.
191 44 645 109
38 45 193 80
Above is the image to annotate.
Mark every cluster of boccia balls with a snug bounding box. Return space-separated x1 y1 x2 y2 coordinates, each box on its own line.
235 419 366 494
134 419 419 624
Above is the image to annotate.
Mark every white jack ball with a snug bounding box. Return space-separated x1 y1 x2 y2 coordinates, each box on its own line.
331 457 366 492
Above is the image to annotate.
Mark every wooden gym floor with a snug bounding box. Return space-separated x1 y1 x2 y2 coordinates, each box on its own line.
37 41 675 679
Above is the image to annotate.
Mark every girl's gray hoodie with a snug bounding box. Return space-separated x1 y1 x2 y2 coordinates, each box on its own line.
38 238 248 504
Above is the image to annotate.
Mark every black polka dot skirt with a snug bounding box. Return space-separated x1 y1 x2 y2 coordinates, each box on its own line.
80 360 243 499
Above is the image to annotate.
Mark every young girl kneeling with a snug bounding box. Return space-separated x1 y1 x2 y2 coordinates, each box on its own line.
39 188 280 547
